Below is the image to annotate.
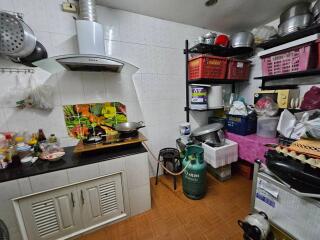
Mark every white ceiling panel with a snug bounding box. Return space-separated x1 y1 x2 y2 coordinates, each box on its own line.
97 0 313 33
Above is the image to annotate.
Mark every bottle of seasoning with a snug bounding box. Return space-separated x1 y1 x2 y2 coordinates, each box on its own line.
37 129 46 143
48 134 57 144
33 141 42 157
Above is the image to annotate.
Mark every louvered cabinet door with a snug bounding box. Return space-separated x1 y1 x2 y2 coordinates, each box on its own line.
80 173 125 227
18 187 82 240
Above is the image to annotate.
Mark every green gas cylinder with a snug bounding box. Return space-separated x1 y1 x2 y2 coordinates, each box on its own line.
182 145 207 200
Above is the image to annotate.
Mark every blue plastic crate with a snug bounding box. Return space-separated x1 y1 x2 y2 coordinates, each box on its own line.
227 114 257 136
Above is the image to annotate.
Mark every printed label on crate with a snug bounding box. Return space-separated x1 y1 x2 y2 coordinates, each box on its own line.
237 62 244 68
256 192 275 208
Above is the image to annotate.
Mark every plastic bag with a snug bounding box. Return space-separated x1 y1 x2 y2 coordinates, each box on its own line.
229 101 248 116
254 96 279 117
291 112 320 140
15 75 54 110
28 85 54 110
300 86 320 110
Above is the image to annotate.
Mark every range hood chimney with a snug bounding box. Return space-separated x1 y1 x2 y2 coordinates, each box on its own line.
33 0 138 73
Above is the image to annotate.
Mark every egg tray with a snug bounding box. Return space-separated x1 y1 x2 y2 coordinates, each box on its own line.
275 146 320 169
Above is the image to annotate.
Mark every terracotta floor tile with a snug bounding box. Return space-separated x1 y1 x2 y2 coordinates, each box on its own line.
79 172 251 240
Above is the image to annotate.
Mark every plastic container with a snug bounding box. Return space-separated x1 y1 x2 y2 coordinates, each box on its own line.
227 59 251 80
257 116 279 138
190 85 208 110
202 139 238 168
188 55 227 80
207 164 231 182
261 42 317 76
227 114 257 136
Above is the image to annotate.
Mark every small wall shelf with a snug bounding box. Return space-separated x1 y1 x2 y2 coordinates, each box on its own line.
257 24 320 50
254 69 320 89
187 43 253 57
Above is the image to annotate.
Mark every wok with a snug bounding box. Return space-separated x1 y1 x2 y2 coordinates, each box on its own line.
114 121 145 133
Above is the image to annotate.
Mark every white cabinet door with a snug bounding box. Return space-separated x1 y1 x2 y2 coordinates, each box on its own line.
18 186 82 240
80 173 125 228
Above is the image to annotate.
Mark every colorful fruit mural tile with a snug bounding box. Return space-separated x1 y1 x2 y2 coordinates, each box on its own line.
63 102 127 139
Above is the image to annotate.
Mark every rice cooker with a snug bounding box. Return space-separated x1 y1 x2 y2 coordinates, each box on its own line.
238 212 270 240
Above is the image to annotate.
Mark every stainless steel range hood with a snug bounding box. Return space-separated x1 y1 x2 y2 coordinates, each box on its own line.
33 0 137 73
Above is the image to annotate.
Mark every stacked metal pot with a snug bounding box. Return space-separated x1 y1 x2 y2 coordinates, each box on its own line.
278 1 313 36
312 0 320 24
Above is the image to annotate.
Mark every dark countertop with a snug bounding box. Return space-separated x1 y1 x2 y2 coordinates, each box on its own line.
0 143 147 183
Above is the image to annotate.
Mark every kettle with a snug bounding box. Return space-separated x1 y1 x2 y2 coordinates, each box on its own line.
238 211 270 240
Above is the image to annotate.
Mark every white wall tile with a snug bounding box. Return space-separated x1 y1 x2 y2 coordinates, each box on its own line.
0 2 214 153
29 170 69 193
57 71 85 105
67 163 100 184
82 72 107 103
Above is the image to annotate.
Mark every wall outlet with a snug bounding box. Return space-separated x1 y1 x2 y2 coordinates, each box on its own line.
62 2 77 13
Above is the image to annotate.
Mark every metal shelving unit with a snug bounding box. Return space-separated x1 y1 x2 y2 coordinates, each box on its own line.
183 40 250 122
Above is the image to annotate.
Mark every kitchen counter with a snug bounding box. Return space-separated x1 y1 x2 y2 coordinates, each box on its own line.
0 143 147 183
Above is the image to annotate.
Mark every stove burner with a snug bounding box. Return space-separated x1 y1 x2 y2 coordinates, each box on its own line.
119 131 139 138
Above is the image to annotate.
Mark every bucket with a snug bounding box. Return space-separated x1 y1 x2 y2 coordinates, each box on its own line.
191 85 208 110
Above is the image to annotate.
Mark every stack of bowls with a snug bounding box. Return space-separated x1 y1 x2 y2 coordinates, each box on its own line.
278 2 313 36
312 0 320 24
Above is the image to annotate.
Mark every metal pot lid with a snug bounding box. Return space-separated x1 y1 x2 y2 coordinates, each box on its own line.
192 123 223 137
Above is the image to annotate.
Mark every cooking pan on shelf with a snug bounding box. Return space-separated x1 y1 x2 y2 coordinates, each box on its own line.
114 121 145 133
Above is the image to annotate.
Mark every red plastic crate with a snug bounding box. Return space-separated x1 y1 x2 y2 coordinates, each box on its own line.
188 55 227 80
261 42 317 76
227 59 251 80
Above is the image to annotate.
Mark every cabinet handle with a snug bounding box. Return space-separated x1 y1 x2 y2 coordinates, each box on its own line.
81 190 85 205
71 192 75 207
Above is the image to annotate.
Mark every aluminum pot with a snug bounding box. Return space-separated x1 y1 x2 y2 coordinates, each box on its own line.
191 123 225 147
312 0 320 19
278 13 313 36
0 12 36 58
231 32 254 49
280 1 311 24
114 121 145 133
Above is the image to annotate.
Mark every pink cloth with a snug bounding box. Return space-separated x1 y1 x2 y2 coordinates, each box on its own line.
226 132 278 164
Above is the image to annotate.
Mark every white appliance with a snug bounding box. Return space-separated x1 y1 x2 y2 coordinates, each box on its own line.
252 170 320 240
34 0 137 73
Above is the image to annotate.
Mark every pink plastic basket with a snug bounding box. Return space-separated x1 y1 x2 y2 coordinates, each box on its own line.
261 43 317 76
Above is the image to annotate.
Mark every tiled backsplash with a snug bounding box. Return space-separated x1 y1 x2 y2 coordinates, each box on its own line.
0 0 213 175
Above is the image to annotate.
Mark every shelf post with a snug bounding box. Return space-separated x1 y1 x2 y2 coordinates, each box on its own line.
185 40 190 122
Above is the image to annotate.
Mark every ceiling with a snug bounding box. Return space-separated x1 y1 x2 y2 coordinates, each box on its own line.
96 0 312 33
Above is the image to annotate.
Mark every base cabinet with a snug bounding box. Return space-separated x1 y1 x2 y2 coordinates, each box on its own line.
81 174 125 228
16 173 125 240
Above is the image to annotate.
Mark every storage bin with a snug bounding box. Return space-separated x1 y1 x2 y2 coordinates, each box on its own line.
227 114 257 136
188 55 227 80
257 116 279 138
190 85 208 110
202 139 238 168
261 42 317 76
207 164 231 182
227 59 251 80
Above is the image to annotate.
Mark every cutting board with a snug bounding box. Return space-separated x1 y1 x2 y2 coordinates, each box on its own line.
73 132 147 153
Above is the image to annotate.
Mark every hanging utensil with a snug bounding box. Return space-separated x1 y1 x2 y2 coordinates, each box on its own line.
0 11 36 58
19 41 48 67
